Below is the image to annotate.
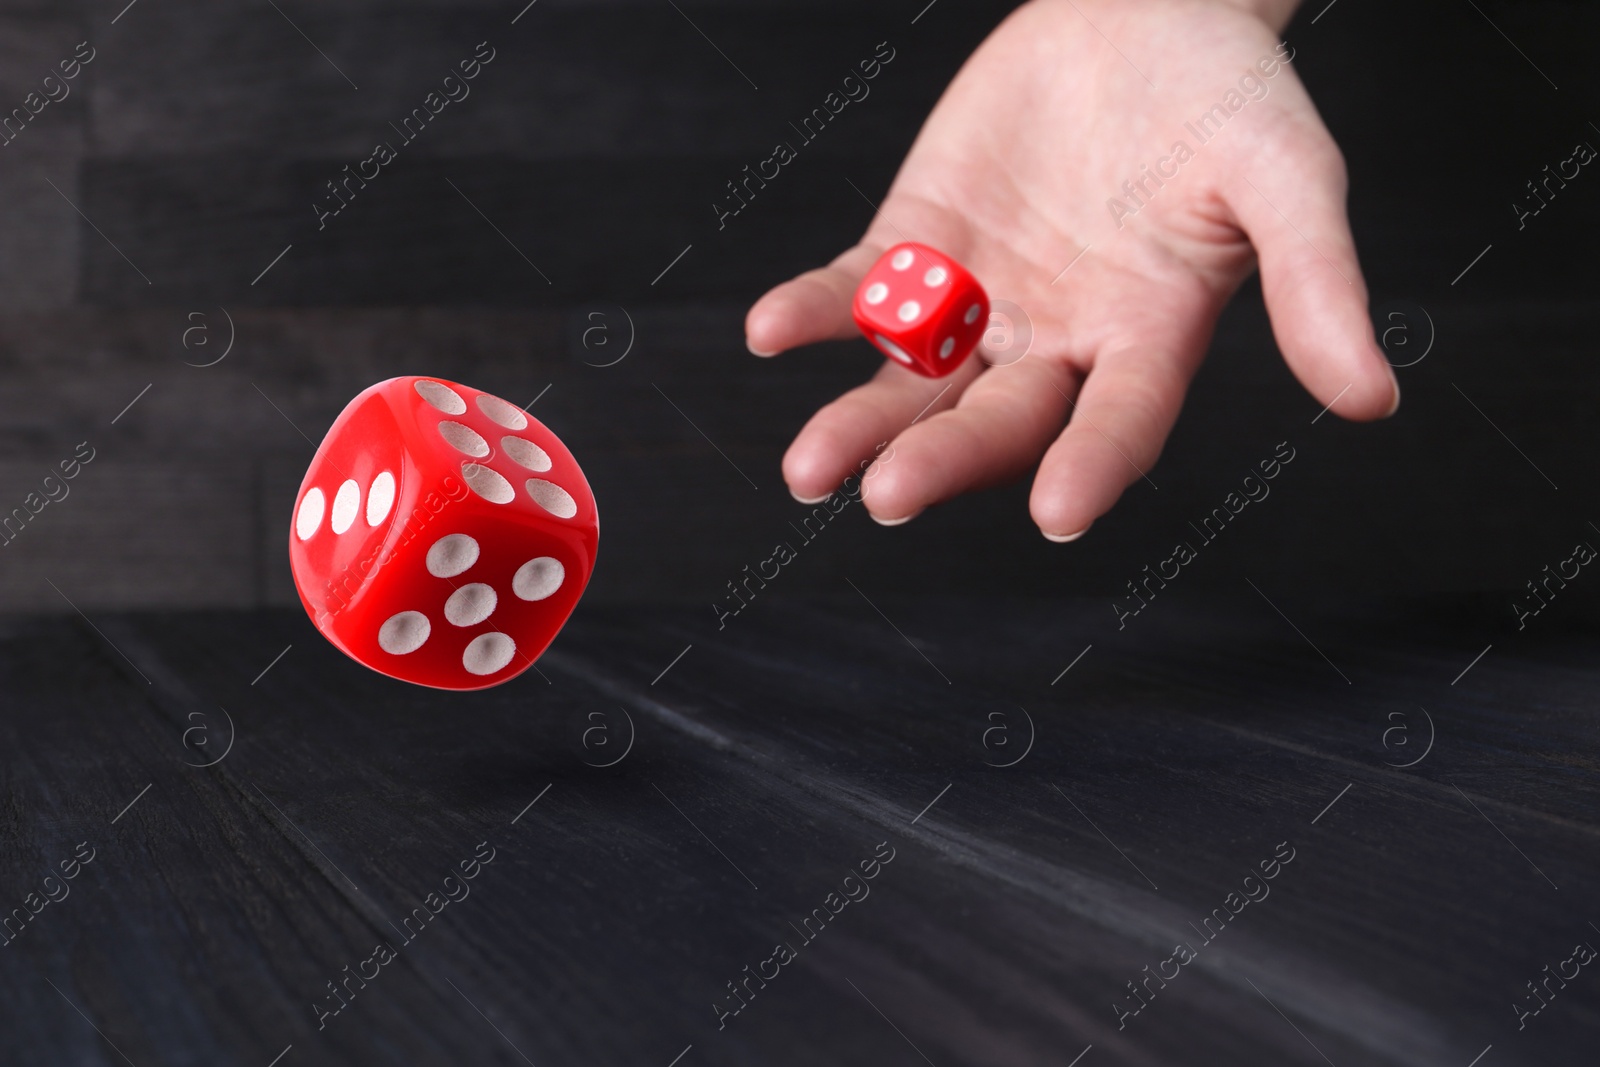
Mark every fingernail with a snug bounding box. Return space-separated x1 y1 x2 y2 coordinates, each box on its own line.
747 340 778 357
871 508 923 527
790 489 830 505
1384 375 1402 418
1043 525 1091 543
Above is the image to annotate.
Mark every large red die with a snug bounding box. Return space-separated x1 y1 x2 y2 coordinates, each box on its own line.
288 376 598 691
852 242 989 378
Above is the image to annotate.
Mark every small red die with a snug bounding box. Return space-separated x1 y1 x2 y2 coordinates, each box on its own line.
852 242 989 378
288 376 598 691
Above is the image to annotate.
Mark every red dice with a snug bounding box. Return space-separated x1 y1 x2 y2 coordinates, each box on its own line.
288 376 598 691
852 242 989 378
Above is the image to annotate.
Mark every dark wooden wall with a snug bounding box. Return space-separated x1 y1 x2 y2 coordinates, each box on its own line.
0 0 1595 615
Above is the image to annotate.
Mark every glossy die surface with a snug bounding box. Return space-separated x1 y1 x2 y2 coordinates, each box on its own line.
852 242 989 378
288 376 598 691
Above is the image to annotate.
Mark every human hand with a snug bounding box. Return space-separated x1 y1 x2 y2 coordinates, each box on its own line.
745 0 1398 539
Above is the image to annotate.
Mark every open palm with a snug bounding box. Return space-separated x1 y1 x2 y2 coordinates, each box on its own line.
745 0 1397 538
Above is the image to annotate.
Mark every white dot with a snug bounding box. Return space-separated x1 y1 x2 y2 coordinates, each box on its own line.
476 394 528 430
502 436 552 472
940 337 956 359
378 611 430 655
444 583 497 627
463 632 516 676
964 303 982 325
924 266 948 287
863 282 889 305
415 379 466 415
462 462 514 504
295 488 325 540
891 249 914 270
366 471 395 526
897 301 921 323
330 480 360 534
426 533 479 578
438 421 489 457
525 479 577 518
513 557 565 601
873 334 915 365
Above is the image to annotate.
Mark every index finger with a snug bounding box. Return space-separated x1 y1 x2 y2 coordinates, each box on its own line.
744 242 887 356
744 191 975 356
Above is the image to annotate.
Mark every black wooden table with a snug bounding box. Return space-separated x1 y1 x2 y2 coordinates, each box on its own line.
0 593 1594 1066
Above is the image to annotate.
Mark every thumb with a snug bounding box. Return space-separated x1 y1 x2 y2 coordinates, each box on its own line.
1230 136 1399 421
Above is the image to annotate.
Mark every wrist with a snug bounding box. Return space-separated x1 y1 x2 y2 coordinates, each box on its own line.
1211 0 1300 33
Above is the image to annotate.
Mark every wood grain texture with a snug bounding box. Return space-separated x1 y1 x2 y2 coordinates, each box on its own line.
0 596 1594 1065
0 0 1593 609
0 2 1594 1064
